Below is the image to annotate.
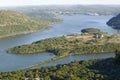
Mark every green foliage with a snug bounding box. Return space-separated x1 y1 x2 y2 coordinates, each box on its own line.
0 10 61 38
107 13 120 29
81 28 101 34
0 58 120 80
8 36 70 55
115 50 120 65
72 43 120 54
8 34 120 56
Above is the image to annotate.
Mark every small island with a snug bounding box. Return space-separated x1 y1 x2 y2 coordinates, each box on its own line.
81 28 101 34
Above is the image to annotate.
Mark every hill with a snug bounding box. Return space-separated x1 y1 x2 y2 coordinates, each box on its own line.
0 10 61 38
107 13 120 29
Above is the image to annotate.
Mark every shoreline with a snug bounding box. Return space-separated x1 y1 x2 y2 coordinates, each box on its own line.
0 18 63 39
2 52 115 72
0 26 51 39
24 52 115 70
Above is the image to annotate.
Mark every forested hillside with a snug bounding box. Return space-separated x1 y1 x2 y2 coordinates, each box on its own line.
0 10 61 38
107 13 120 29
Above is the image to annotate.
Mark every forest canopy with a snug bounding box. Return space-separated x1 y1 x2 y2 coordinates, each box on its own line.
81 28 101 34
107 14 120 29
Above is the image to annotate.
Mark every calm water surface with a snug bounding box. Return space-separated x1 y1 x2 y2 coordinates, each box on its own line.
39 53 115 68
0 15 117 72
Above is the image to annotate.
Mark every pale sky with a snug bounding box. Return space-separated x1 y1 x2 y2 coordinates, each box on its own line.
0 0 120 7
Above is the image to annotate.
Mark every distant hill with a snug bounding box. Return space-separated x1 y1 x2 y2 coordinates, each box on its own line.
0 10 60 38
8 5 120 16
107 14 120 29
2 5 120 18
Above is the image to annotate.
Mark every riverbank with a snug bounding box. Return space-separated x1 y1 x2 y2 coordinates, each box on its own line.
25 54 68 70
0 26 51 39
0 19 62 39
0 10 63 39
23 52 115 70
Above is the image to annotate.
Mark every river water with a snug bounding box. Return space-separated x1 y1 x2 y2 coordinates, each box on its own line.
39 53 115 68
0 15 116 72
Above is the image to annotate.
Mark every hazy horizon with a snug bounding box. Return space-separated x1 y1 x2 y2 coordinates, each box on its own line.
0 0 120 7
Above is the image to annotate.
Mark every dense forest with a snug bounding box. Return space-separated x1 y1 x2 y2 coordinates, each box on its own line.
0 10 61 38
107 13 120 29
114 50 120 65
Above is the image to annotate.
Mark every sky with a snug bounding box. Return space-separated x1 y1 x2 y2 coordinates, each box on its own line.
0 0 120 7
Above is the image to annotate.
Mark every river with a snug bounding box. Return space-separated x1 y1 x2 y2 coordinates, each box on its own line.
39 53 115 68
0 15 117 72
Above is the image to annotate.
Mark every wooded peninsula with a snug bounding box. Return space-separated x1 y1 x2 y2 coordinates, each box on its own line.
8 28 120 56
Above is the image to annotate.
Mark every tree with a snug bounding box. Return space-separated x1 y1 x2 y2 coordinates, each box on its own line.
115 50 120 65
44 76 51 80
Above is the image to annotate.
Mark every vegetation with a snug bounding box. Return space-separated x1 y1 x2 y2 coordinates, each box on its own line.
26 55 68 70
81 28 101 34
0 10 61 38
8 28 120 56
0 58 120 80
115 50 120 65
107 13 120 29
